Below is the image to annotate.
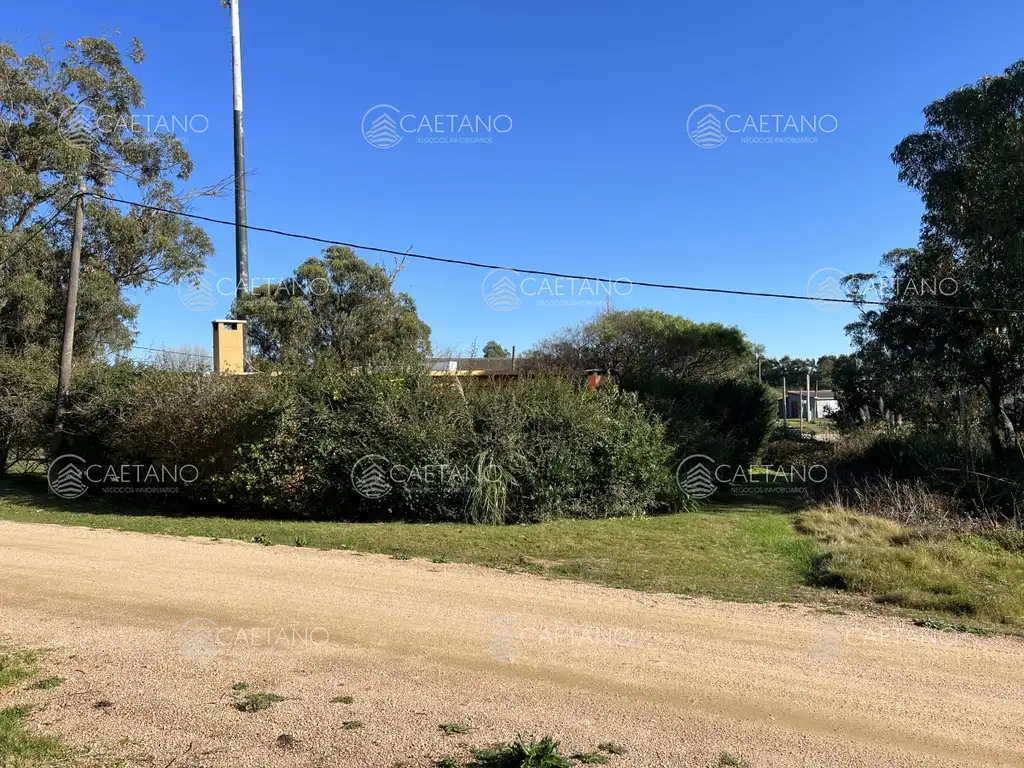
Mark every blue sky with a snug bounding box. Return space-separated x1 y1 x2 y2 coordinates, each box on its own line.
8 1 1024 358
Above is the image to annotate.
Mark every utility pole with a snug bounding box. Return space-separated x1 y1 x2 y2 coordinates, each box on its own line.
227 0 249 299
781 374 787 430
799 376 804 435
50 182 87 457
806 368 812 425
757 354 762 381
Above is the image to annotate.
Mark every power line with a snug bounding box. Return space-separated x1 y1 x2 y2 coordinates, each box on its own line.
128 345 213 360
0 322 215 361
0 193 81 269
86 191 1024 314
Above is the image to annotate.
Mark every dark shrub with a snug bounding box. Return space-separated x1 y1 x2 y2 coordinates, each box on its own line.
637 376 777 468
61 362 286 509
0 348 56 475
59 364 672 523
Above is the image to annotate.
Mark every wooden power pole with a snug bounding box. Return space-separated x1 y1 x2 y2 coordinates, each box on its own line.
50 182 87 456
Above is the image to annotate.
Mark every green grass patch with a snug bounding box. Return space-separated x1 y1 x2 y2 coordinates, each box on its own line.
0 647 66 766
912 618 998 636
0 706 65 766
0 649 40 689
798 507 1024 629
27 677 63 691
0 484 815 604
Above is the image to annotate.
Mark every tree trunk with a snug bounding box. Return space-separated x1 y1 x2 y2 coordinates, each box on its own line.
987 381 1004 456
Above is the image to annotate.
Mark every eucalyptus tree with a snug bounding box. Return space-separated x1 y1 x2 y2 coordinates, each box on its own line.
0 34 216 356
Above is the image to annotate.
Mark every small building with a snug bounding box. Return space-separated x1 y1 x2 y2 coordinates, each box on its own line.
426 358 615 391
779 389 838 420
426 357 536 380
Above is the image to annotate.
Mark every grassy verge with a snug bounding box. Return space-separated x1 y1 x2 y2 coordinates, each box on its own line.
0 482 815 603
798 507 1024 630
0 648 66 766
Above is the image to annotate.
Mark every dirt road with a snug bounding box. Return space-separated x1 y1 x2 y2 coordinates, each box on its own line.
1 520 1022 767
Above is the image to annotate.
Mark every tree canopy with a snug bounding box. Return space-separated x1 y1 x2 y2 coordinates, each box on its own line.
232 246 431 368
531 309 752 384
843 60 1024 451
0 35 215 356
482 340 509 358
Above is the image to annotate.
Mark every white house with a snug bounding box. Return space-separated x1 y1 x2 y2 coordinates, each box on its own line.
779 389 839 421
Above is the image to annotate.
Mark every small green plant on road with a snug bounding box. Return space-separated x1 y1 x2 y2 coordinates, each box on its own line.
234 692 284 712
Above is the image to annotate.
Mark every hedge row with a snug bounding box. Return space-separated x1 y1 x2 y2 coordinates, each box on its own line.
2 355 779 521
56 364 673 522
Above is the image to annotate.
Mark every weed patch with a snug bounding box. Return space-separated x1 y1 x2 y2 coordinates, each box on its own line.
235 692 284 712
27 676 63 690
470 734 572 767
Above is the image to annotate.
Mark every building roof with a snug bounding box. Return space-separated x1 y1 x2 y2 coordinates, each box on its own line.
428 357 529 373
426 357 606 377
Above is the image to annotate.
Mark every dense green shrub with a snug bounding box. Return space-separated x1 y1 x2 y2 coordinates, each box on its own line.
60 362 286 507
636 376 777 468
0 349 56 476
59 366 672 523
461 377 672 521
